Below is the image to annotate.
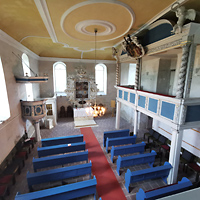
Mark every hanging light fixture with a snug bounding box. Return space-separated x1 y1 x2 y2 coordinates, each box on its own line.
92 28 106 117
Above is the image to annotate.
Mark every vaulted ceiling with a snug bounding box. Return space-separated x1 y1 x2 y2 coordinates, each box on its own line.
0 0 199 60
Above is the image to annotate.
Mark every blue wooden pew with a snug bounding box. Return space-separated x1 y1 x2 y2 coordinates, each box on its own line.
103 129 130 147
15 176 97 200
37 141 85 157
27 161 92 191
106 135 136 153
125 162 172 192
33 150 88 172
136 177 192 200
116 150 157 175
41 134 83 147
111 142 146 162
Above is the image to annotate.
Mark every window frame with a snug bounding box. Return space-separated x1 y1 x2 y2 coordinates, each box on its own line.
95 63 107 95
0 57 10 123
53 62 67 96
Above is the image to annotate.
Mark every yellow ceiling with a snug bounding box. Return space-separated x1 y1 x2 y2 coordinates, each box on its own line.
0 0 198 60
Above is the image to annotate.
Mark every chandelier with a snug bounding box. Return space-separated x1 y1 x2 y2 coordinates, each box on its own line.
92 28 106 117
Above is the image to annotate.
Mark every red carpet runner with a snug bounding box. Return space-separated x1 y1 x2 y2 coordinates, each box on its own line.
80 127 126 200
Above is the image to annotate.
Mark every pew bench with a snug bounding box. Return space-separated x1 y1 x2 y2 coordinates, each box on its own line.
111 142 146 163
27 161 92 191
125 162 172 192
136 177 192 200
37 141 86 157
33 150 88 172
41 134 83 147
106 135 136 153
116 150 156 175
103 129 130 147
15 176 97 200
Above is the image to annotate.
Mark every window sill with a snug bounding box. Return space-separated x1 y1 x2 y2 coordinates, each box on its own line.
97 92 107 96
56 92 67 97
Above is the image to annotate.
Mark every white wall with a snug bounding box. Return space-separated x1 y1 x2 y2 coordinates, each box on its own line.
0 38 39 163
140 58 160 92
153 119 200 157
38 60 116 116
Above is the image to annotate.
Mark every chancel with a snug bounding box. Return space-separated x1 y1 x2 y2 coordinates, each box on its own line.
1 1 200 200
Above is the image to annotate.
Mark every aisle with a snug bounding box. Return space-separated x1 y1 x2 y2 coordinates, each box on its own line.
80 127 127 200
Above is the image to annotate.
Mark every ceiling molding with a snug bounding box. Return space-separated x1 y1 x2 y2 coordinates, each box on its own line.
39 56 116 64
75 20 116 36
60 0 135 42
34 0 58 43
114 0 190 47
0 30 39 59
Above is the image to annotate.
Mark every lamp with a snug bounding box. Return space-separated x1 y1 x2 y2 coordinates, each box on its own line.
92 28 106 117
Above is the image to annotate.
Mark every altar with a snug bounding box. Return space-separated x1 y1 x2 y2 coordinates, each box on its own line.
73 107 98 128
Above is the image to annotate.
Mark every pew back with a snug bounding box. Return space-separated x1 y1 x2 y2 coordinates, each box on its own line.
37 141 86 157
27 161 92 191
125 162 172 192
111 142 146 162
15 176 97 200
103 129 130 147
41 135 83 147
136 177 192 200
116 150 156 175
33 150 88 172
106 136 136 153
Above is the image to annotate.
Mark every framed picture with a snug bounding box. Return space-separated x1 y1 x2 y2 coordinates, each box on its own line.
76 82 89 99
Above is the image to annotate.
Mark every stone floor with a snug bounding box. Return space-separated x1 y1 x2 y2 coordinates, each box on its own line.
8 114 197 200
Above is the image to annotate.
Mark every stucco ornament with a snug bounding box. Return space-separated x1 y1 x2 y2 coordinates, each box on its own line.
171 2 196 34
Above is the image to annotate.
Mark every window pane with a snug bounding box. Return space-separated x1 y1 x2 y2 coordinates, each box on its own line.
0 58 10 121
95 64 107 94
54 62 66 93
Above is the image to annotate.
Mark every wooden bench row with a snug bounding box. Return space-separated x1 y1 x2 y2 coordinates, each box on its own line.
136 177 192 200
116 150 157 175
111 142 146 162
15 176 97 200
106 135 136 153
125 162 172 192
33 149 88 172
27 161 92 191
37 141 86 157
41 134 84 147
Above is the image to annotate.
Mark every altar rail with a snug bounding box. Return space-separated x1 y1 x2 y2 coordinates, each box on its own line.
116 86 200 130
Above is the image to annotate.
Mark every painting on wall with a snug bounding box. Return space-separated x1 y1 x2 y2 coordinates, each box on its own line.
76 82 89 99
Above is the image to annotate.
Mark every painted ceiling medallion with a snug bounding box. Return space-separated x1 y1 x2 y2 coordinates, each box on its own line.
75 20 116 37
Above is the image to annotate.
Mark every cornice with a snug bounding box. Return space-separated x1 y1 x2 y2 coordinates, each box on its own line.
0 30 39 59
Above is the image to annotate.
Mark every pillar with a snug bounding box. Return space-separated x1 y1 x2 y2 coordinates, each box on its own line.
176 43 190 98
168 129 183 184
135 58 140 90
115 100 121 129
34 120 41 142
134 110 138 135
116 61 121 86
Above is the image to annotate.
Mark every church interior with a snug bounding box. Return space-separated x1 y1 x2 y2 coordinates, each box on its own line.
1 0 200 199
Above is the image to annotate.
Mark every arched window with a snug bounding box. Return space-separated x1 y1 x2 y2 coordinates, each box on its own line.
22 53 33 101
0 57 10 123
53 62 67 96
95 63 107 95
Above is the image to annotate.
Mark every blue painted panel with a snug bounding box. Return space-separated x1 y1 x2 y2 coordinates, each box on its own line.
124 91 128 101
119 90 122 99
130 93 135 104
148 98 158 113
161 101 175 120
141 23 173 46
185 105 200 122
138 95 146 108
